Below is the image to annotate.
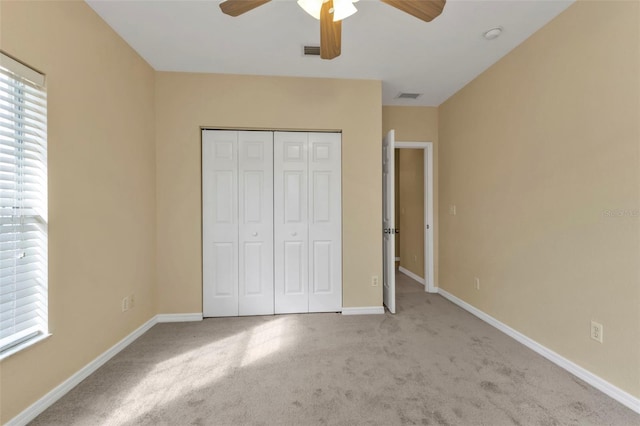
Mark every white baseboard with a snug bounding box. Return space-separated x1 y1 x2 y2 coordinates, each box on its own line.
7 312 203 426
437 288 640 414
398 266 425 286
342 306 385 315
6 317 157 426
156 313 203 323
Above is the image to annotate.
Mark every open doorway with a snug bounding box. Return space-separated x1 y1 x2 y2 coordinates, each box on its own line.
394 142 435 293
383 130 434 314
394 141 435 292
395 148 424 282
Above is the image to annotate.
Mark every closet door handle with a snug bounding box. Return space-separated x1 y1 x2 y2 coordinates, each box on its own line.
291 232 297 237
252 232 258 237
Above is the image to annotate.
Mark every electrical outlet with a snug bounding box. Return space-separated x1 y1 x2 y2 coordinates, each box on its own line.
474 277 480 290
413 254 417 263
449 205 457 216
371 276 379 287
591 321 603 343
121 297 129 312
129 293 135 309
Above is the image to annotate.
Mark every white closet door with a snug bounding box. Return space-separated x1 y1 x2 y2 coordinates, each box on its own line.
202 130 239 317
238 131 274 316
274 132 309 314
308 133 342 312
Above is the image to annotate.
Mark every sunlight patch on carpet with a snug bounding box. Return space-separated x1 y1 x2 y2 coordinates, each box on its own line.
241 317 290 367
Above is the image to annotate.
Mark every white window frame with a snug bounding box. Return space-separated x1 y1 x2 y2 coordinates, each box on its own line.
0 52 49 359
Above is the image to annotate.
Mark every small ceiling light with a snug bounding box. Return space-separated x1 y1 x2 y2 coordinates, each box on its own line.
483 27 503 40
297 0 358 22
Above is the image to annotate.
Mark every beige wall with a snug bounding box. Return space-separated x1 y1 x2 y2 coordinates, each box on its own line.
398 150 425 277
383 106 438 284
155 73 382 312
439 0 640 398
0 1 157 422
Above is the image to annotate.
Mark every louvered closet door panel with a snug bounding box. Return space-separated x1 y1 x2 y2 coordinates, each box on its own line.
308 133 342 312
274 132 309 314
238 131 274 316
202 130 239 317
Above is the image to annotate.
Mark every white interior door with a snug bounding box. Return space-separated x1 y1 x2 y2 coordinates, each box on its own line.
238 131 274 315
274 132 309 314
202 130 239 317
308 132 342 312
383 130 396 313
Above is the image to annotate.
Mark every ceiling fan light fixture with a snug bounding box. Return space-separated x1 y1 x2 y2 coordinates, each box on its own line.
297 0 322 20
297 0 358 21
332 0 357 21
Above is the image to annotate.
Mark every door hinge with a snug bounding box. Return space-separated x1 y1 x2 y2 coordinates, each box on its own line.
384 228 400 234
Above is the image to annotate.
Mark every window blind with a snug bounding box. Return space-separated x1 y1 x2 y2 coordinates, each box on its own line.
0 52 47 355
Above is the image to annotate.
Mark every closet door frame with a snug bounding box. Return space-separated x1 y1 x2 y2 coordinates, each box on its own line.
203 129 343 317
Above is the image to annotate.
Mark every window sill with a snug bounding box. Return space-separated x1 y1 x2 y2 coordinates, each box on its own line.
0 333 51 361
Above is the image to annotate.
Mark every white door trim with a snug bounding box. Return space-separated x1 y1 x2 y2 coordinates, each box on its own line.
394 141 436 293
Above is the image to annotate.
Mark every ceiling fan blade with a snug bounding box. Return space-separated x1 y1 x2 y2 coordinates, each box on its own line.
320 0 342 60
380 0 446 22
219 0 271 17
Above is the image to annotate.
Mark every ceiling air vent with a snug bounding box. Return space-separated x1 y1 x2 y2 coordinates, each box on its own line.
303 45 321 56
396 92 422 100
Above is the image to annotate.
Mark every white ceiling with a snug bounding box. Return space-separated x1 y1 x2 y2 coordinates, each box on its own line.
86 0 574 106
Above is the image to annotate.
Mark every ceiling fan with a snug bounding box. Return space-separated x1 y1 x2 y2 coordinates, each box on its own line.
219 0 446 60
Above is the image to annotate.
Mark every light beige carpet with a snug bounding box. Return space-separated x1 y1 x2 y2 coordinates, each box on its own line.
31 273 639 425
